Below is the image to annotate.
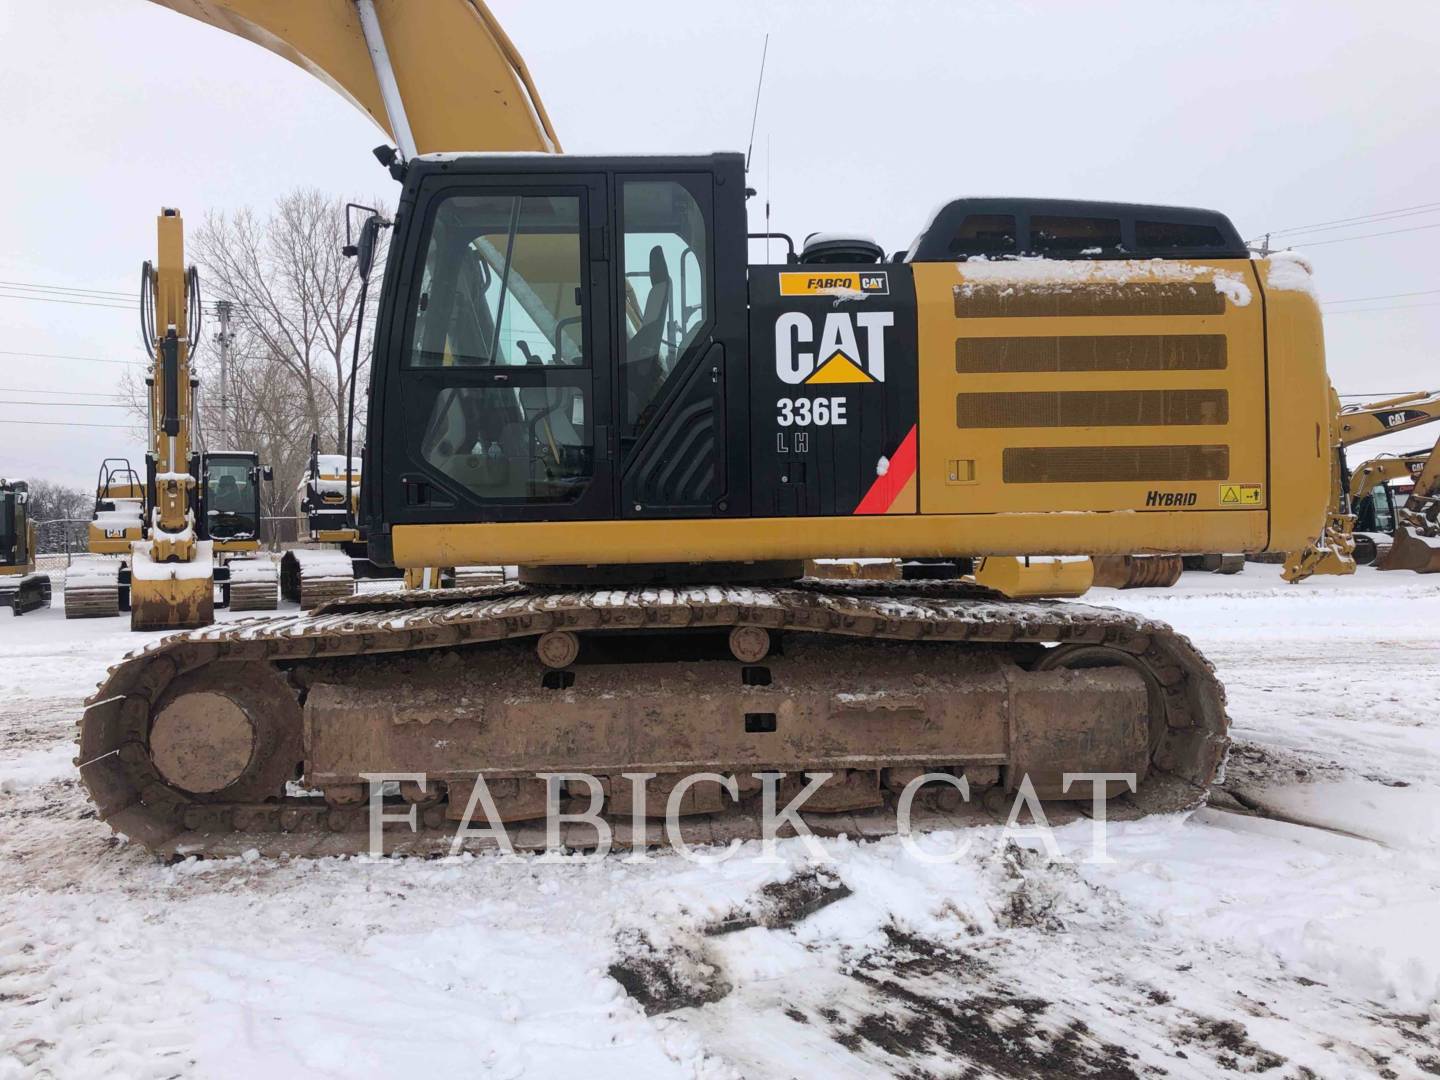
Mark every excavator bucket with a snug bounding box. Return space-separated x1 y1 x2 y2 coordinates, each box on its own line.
973 556 1094 598
1375 527 1440 573
130 544 215 632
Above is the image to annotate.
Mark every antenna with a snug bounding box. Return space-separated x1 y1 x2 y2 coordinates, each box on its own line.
744 33 770 172
766 133 772 262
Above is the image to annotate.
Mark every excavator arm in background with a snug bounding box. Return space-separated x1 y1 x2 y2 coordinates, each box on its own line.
1284 389 1440 582
1376 442 1440 573
1348 448 1433 501
146 0 561 156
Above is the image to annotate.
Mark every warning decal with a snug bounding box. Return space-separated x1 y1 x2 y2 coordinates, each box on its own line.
1219 483 1264 505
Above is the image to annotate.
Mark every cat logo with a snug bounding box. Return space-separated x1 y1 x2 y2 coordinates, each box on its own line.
1378 408 1427 429
778 271 889 298
775 311 893 385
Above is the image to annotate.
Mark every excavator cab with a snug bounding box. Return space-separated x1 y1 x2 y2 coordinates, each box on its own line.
367 155 747 559
0 479 51 614
198 451 267 549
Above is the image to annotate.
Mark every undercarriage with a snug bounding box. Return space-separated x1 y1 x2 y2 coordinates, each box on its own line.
77 579 1228 858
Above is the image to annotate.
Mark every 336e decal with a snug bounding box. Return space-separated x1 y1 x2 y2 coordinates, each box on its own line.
777 396 848 427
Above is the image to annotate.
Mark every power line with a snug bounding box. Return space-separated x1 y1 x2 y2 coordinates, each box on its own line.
1324 287 1440 305
0 418 134 429
1324 300 1440 316
0 292 134 311
0 399 131 408
0 279 135 300
0 349 144 366
0 289 236 314
1290 221 1440 249
0 387 127 398
1261 200 1440 239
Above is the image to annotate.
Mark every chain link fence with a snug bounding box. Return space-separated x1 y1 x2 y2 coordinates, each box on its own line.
34 517 300 578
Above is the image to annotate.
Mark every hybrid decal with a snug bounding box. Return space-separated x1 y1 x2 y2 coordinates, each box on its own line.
1145 491 1198 507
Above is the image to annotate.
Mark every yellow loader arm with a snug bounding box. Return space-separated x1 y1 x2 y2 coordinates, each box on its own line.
147 0 561 155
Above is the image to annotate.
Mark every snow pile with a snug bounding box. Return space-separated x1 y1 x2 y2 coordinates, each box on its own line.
2 561 1439 1076
285 547 355 579
955 255 1253 306
227 555 277 583
61 556 122 589
93 499 143 530
1262 250 1317 296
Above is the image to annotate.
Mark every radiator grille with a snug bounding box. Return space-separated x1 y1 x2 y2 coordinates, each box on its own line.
955 334 1226 373
954 282 1226 318
1002 445 1230 484
957 389 1228 429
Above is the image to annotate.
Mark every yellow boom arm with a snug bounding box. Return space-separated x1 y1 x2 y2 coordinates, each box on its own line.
1336 390 1440 447
146 0 561 155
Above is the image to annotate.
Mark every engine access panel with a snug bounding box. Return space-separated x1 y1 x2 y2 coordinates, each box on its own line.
748 264 919 516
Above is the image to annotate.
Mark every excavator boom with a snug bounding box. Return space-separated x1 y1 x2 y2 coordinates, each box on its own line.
146 0 560 154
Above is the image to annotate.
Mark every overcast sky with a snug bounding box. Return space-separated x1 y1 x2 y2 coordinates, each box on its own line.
1 0 1436 488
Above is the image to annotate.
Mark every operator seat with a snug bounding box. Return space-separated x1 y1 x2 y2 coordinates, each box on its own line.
216 474 239 508
623 245 671 430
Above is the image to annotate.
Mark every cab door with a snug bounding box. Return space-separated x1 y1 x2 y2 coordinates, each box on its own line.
613 172 741 519
384 174 615 523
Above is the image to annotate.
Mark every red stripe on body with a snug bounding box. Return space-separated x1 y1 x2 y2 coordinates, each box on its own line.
853 424 918 515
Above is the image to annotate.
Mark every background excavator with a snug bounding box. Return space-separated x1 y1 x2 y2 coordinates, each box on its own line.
1348 446 1432 565
65 213 281 625
1283 388 1440 581
76 0 1335 856
0 479 52 615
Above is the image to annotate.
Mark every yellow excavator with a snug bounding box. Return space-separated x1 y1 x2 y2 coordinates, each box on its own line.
75 0 1335 856
0 478 51 614
64 459 147 617
65 217 280 624
1283 389 1440 580
1348 446 1432 566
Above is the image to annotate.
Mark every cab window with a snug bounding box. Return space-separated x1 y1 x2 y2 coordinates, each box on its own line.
409 193 585 368
205 459 257 539
619 179 711 438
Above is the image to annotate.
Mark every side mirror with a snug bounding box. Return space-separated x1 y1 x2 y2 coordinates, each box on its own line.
351 214 383 282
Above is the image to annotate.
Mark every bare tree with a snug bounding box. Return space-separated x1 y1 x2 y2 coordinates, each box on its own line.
106 188 390 541
192 188 388 457
24 479 91 554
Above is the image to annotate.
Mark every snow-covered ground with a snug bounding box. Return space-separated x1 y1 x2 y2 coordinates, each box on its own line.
2 566 1438 1079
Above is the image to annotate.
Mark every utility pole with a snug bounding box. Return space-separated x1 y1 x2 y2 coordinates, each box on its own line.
215 299 233 448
